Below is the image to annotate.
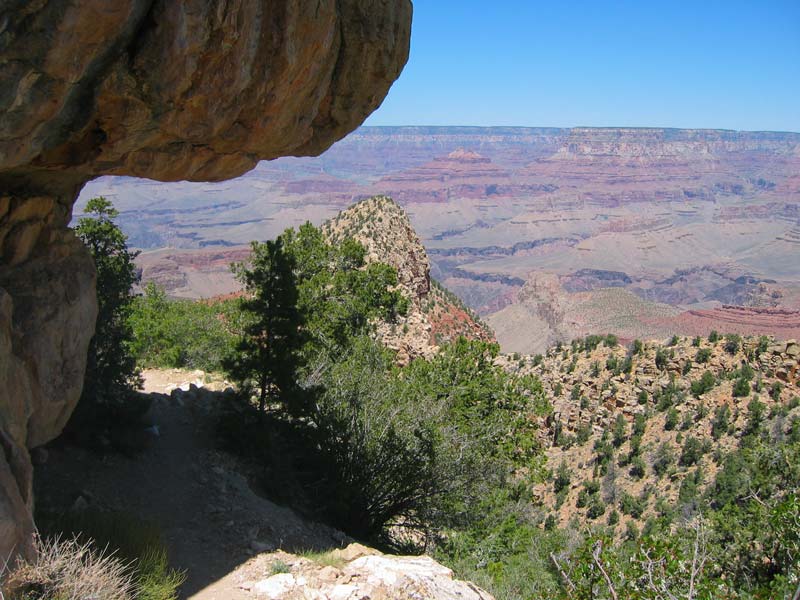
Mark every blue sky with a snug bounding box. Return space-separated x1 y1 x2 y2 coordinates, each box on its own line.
366 1 800 132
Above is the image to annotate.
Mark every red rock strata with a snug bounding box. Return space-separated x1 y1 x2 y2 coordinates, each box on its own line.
663 305 800 339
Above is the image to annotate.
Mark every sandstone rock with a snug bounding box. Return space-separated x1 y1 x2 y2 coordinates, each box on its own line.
248 546 495 600
768 343 788 354
1 1 411 188
0 0 411 562
254 573 297 599
331 542 378 563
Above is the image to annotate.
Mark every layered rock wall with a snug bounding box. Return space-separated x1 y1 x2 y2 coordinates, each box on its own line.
0 0 411 560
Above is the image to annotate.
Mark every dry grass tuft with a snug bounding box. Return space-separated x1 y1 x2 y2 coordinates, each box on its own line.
4 535 135 600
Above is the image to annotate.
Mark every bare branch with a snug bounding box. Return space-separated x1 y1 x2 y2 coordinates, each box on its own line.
550 552 576 593
592 541 618 600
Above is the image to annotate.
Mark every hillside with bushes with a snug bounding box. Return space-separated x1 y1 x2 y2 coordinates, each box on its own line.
504 332 799 534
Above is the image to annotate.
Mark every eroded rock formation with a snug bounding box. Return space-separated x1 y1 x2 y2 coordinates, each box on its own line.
322 195 494 364
0 0 411 560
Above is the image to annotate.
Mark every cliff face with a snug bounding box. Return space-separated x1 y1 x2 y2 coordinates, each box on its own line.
0 0 411 560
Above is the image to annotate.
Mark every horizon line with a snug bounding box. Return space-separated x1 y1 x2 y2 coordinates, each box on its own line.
358 124 800 135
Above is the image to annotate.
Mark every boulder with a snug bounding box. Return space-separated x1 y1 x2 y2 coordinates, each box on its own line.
0 0 412 561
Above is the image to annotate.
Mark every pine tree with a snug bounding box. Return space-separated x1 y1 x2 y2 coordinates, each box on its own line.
72 197 141 425
225 237 305 412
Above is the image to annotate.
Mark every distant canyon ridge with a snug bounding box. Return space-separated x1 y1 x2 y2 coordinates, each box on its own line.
78 126 800 353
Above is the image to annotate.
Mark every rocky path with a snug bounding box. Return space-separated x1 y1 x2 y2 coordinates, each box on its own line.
34 370 346 599
34 369 494 600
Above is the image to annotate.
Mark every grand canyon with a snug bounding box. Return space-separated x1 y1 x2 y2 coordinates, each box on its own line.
78 126 800 353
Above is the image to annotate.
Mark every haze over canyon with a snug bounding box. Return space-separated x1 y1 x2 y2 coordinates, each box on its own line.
79 126 800 353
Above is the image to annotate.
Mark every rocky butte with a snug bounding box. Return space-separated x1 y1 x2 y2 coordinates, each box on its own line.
0 0 411 561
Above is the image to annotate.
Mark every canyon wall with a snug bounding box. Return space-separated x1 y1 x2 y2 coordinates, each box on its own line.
0 0 411 559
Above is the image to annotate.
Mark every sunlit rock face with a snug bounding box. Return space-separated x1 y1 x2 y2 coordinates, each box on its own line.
0 0 411 560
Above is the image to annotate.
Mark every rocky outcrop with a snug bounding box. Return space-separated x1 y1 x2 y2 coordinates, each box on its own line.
323 196 436 363
323 195 495 362
0 0 412 561
0 229 97 559
1 1 411 188
237 544 495 600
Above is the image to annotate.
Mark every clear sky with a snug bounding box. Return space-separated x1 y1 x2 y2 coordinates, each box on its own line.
365 1 800 132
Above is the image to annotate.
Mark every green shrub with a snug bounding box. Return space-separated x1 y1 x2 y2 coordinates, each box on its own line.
633 413 647 437
553 461 572 493
629 455 647 479
612 414 627 447
679 436 704 466
586 496 606 519
627 435 642 461
130 283 240 372
619 491 645 518
695 348 712 363
575 424 592 445
691 371 716 397
745 397 765 435
680 411 694 431
724 334 742 355
665 407 679 431
677 467 704 509
593 436 615 475
711 404 731 439
584 479 601 495
652 442 675 477
733 377 751 398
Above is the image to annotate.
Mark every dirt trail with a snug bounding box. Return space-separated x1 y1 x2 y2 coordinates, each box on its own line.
34 370 344 600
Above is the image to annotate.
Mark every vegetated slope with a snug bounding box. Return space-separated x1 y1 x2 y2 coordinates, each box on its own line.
499 334 800 533
321 195 494 362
